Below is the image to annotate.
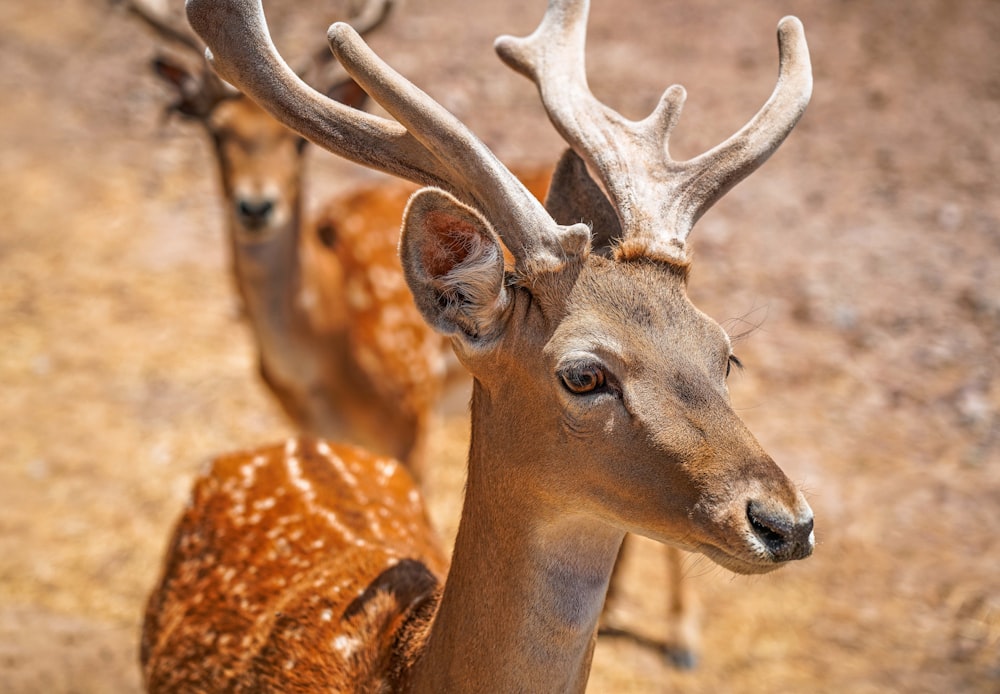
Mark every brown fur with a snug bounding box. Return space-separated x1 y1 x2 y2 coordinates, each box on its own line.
141 438 446 692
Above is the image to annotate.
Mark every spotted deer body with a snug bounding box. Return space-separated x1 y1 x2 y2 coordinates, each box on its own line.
140 437 446 692
142 0 817 690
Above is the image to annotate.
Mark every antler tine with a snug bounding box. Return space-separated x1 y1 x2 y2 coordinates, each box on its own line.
326 23 591 269
186 0 589 271
496 0 812 263
682 17 812 223
123 0 237 116
343 0 395 36
187 0 449 185
295 0 395 84
121 0 203 55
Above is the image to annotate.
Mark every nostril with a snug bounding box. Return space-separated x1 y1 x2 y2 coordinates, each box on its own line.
747 501 815 561
237 199 275 224
746 501 790 552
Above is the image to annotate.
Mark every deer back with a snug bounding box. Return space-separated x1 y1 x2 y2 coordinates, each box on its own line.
141 438 445 692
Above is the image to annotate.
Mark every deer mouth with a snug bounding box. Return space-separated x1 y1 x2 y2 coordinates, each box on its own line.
692 500 815 575
697 542 786 576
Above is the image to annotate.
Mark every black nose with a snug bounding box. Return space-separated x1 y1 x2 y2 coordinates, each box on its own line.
747 500 814 562
236 198 275 228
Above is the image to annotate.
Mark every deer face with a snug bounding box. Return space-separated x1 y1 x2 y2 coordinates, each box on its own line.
208 96 305 241
151 52 370 245
541 259 813 574
401 189 813 576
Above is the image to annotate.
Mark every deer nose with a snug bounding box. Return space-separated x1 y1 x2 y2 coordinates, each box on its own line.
746 499 814 562
236 198 275 228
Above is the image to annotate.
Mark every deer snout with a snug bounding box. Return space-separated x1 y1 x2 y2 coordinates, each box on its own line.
236 196 277 230
746 498 814 562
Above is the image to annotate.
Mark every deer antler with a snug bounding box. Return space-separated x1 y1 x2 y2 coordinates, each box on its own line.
297 0 396 86
495 0 812 263
119 0 204 54
127 0 397 117
185 0 590 272
123 0 241 116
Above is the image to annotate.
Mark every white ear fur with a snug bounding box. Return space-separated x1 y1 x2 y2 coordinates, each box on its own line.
400 188 511 341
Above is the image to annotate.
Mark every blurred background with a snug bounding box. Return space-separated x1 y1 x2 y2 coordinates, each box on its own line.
1 0 997 691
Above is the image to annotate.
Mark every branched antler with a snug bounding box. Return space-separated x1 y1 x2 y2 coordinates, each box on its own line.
127 0 397 117
495 0 812 263
186 0 591 272
297 0 397 86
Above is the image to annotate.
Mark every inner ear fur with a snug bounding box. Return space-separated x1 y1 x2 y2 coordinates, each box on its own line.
400 188 510 341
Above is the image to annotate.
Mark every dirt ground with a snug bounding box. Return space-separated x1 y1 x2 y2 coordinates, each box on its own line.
1 0 998 691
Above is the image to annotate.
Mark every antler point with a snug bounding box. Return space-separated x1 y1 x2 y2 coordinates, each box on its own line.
777 16 804 32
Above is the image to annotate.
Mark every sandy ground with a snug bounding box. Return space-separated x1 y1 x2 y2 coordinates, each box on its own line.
1 0 998 691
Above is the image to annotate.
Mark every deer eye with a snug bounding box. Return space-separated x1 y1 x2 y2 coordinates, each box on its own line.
559 363 608 395
726 354 744 379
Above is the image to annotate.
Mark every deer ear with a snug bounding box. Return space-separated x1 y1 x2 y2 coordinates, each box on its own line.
544 149 621 254
400 188 510 342
151 56 206 118
151 56 194 91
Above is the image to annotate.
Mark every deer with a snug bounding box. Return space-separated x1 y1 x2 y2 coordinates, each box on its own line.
125 0 703 663
123 0 499 479
141 0 816 690
127 0 699 657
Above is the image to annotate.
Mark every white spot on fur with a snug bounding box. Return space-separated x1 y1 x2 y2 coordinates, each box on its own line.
332 634 360 658
321 609 333 622
346 277 372 310
297 286 318 312
239 463 256 488
376 458 398 481
324 449 360 491
286 455 316 502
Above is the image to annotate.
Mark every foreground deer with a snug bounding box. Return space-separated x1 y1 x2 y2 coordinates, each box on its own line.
125 0 466 474
142 0 815 689
129 0 703 665
130 0 707 664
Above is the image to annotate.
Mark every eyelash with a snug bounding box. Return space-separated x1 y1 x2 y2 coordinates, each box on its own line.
726 354 744 378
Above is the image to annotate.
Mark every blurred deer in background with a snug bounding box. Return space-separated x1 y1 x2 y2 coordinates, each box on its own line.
141 0 816 690
124 0 489 478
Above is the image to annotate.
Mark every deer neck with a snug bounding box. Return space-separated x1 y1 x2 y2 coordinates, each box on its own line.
228 204 304 321
407 383 625 693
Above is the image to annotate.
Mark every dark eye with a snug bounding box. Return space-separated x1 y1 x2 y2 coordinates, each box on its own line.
559 363 607 395
726 354 744 378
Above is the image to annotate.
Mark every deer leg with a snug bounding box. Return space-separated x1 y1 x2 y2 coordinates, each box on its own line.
663 545 700 669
